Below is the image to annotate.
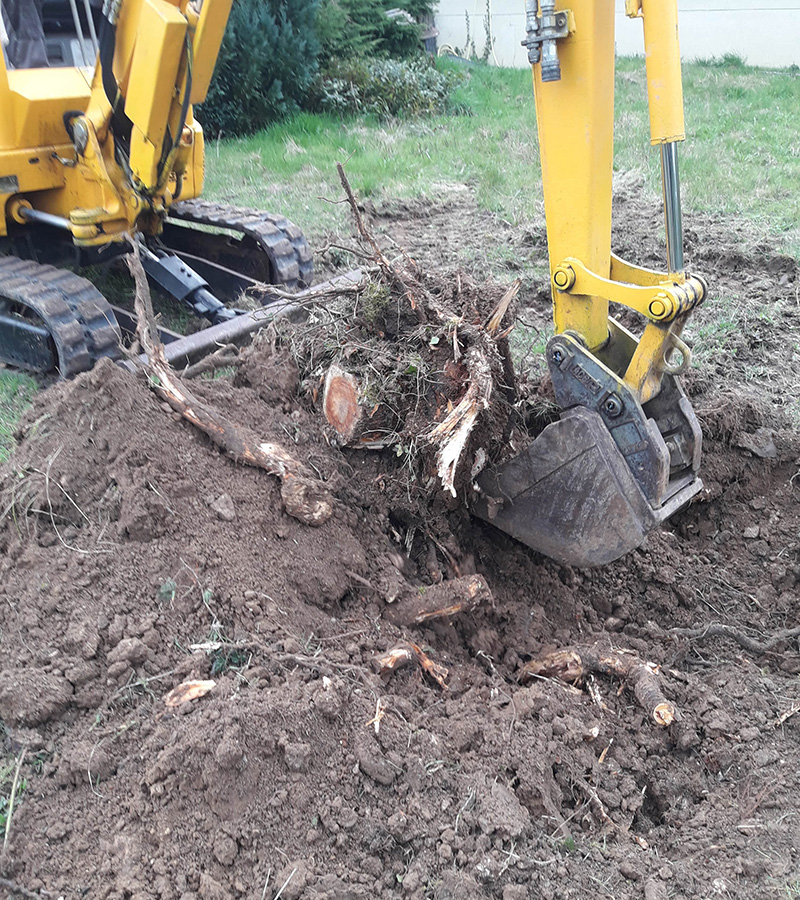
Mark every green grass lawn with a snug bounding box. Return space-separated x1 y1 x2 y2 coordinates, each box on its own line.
205 57 800 254
0 371 37 462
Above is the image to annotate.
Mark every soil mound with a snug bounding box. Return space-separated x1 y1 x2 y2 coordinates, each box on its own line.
2 180 800 899
1 334 799 900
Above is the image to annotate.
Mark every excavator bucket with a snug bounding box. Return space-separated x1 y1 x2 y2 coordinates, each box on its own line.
472 406 701 567
471 333 703 568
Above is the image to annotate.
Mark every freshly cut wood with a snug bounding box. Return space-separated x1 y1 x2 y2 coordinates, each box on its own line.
373 641 449 689
324 365 362 442
322 364 396 448
126 241 333 527
385 574 492 626
429 346 495 497
372 644 415 674
164 679 216 707
520 640 675 727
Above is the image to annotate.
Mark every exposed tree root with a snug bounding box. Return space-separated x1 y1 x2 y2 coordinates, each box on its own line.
373 641 449 689
337 163 426 322
665 622 800 655
384 574 492 626
429 346 495 497
520 640 675 727
126 241 333 527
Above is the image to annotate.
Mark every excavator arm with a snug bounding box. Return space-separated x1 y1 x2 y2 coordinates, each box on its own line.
3 0 231 245
473 0 707 566
67 0 231 242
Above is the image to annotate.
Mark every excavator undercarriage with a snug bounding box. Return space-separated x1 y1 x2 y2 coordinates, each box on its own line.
0 200 313 375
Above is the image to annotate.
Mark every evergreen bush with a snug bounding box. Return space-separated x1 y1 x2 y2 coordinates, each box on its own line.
314 56 463 118
316 0 435 63
196 0 320 137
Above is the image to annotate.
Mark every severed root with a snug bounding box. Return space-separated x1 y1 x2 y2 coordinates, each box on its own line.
126 241 333 527
323 364 362 442
385 574 492 626
485 279 520 336
429 346 494 497
373 641 449 689
665 622 800 656
520 641 675 727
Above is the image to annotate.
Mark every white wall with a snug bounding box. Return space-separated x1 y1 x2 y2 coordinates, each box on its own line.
434 1 800 69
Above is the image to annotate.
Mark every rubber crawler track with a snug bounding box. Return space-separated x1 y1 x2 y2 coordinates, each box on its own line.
0 256 121 378
168 199 314 290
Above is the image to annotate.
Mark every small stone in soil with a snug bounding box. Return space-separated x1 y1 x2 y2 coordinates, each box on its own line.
211 493 236 522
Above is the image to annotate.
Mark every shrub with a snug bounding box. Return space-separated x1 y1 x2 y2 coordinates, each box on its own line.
314 56 464 118
196 0 320 137
317 0 437 64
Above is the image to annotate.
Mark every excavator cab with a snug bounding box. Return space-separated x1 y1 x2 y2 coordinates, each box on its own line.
0 0 312 377
472 0 706 567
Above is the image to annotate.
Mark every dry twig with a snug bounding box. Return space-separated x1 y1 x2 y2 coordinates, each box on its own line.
3 746 27 855
181 343 244 379
337 163 425 321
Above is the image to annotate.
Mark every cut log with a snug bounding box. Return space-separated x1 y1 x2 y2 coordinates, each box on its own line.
324 365 362 442
385 574 492 626
520 640 675 727
322 364 397 448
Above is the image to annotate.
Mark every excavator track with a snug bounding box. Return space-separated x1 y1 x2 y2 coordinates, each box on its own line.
0 256 121 378
165 199 314 292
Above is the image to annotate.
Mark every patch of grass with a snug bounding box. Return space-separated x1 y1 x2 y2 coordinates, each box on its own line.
613 56 800 254
206 58 800 256
0 371 37 462
204 65 540 239
210 647 251 676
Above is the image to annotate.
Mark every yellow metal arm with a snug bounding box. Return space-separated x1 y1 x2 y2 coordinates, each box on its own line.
0 0 232 243
529 0 703 405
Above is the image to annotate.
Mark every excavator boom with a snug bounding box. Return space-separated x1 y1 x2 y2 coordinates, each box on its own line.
473 0 706 566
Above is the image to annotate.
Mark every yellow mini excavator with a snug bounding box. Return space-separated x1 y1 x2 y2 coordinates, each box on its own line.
472 0 707 566
0 0 706 568
0 0 312 377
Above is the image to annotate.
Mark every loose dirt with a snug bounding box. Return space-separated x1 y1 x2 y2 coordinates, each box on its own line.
1 186 799 900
